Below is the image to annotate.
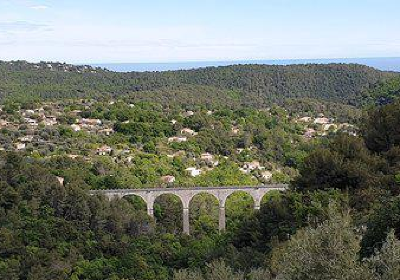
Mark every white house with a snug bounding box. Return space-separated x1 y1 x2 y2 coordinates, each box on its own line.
231 126 240 135
168 136 187 143
71 110 82 116
24 118 38 126
79 118 102 126
298 116 312 123
23 109 35 116
71 124 81 132
244 161 262 171
15 143 26 150
97 145 112 155
19 135 34 142
200 153 219 166
56 176 65 186
99 128 114 136
181 128 197 136
43 117 57 126
201 153 214 161
0 120 9 127
314 117 330 125
239 168 250 174
261 171 273 181
304 128 316 138
323 124 337 131
182 111 194 118
185 167 202 177
67 155 80 159
240 161 263 174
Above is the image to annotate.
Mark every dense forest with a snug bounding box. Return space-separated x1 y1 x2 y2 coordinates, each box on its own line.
1 62 400 279
0 61 398 121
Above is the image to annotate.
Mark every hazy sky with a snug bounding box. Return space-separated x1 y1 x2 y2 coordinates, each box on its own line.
0 0 399 63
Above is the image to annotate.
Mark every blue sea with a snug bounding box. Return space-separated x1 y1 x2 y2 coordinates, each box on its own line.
92 57 400 73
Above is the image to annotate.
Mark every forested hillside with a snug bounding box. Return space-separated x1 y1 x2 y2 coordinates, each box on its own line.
0 61 397 111
163 64 393 106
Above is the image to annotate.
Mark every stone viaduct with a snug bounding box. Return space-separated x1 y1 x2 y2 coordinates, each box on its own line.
90 184 288 235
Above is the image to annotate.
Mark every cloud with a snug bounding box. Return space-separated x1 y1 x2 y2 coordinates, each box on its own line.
0 21 49 33
30 5 48 10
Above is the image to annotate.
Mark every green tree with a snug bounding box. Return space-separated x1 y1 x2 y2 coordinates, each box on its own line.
360 197 400 258
269 207 373 280
363 99 400 153
365 230 400 280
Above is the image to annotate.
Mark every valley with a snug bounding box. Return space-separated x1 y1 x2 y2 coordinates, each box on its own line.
1 61 400 280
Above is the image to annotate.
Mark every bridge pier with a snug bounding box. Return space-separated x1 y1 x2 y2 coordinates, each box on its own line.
147 199 154 217
218 206 226 232
183 208 190 234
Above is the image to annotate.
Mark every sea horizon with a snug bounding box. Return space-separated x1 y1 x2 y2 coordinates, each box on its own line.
91 57 400 73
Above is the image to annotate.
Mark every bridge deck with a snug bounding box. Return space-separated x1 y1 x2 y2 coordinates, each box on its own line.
89 184 288 194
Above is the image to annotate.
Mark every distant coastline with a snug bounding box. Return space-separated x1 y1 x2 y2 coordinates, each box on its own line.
92 57 400 73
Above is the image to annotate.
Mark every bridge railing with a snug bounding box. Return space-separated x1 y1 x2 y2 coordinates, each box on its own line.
89 184 289 194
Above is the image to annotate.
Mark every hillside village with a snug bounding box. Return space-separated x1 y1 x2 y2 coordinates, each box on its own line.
0 60 103 73
0 98 357 186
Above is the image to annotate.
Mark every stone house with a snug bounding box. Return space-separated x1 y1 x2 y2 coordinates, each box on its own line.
180 128 197 136
161 175 176 184
97 145 112 156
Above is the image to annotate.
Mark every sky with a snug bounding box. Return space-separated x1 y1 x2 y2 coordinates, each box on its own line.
0 0 399 63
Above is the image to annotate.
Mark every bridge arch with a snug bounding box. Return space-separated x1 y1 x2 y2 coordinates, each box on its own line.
225 191 255 231
225 190 256 208
188 191 219 207
260 189 282 206
122 194 148 212
153 193 184 234
189 192 220 235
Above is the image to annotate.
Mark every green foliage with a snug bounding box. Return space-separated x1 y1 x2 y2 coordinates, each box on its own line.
365 230 400 280
173 213 400 280
232 189 348 258
294 134 392 211
173 269 204 280
269 208 372 280
173 260 245 280
247 268 272 280
360 197 400 258
193 161 257 187
367 76 400 106
204 260 244 280
115 121 173 144
189 194 219 237
154 195 183 234
363 98 400 153
225 192 254 232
